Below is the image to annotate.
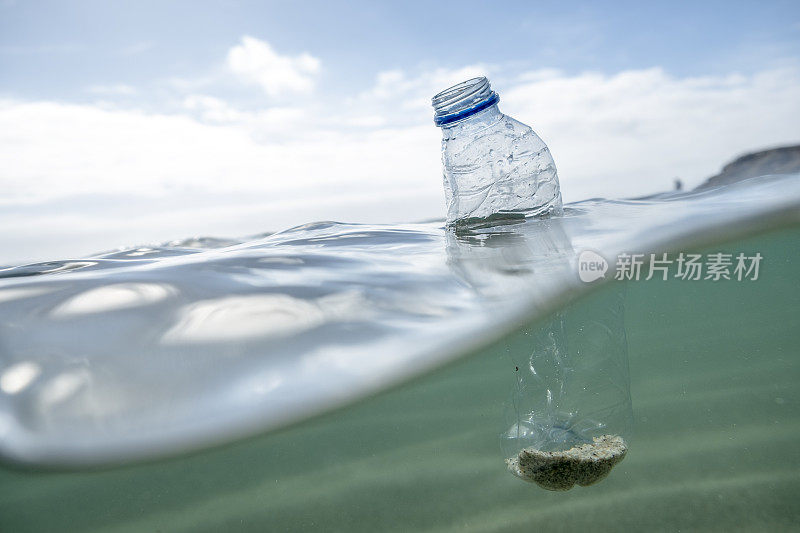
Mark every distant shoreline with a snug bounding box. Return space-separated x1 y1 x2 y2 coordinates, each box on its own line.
695 145 800 190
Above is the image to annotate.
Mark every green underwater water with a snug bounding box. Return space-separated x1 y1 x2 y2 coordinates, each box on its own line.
1 224 798 532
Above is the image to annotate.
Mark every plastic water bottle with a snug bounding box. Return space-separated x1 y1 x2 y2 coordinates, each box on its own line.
432 77 563 224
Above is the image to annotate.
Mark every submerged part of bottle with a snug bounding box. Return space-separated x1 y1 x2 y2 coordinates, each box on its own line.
442 216 629 490
501 287 632 491
432 77 563 225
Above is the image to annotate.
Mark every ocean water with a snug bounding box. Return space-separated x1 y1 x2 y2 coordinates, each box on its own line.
0 175 799 531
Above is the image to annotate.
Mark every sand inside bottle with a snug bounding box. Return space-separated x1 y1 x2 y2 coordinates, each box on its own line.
505 434 627 491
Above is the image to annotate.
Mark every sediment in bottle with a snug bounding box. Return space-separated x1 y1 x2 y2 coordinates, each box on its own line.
505 434 627 491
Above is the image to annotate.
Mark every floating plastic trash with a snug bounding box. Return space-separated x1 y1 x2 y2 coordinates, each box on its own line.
433 76 629 489
432 76 563 224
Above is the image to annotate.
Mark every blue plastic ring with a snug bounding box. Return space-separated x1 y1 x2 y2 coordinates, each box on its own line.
434 93 500 126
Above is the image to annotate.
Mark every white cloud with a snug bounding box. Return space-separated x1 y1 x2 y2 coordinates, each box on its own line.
1 62 799 265
226 36 320 97
181 93 308 137
87 83 137 96
358 64 490 114
499 66 800 198
182 94 248 122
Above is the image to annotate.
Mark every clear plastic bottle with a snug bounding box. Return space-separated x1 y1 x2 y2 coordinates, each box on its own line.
432 77 563 225
501 287 632 491
443 213 631 491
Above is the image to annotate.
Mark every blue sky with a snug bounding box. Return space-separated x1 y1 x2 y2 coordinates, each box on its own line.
1 1 799 264
3 1 799 100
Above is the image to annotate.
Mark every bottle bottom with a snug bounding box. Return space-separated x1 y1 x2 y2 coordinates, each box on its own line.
505 434 627 491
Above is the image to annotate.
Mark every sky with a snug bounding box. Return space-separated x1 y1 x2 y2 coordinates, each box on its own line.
1 0 800 264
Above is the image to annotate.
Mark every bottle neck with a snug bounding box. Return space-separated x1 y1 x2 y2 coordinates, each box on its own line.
440 103 503 137
432 76 500 127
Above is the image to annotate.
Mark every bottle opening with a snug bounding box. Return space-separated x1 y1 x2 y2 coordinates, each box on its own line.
432 76 499 127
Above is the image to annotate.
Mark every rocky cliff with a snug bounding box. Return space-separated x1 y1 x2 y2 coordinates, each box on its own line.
695 145 800 190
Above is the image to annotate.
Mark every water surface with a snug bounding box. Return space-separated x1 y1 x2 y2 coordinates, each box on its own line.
0 175 799 530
